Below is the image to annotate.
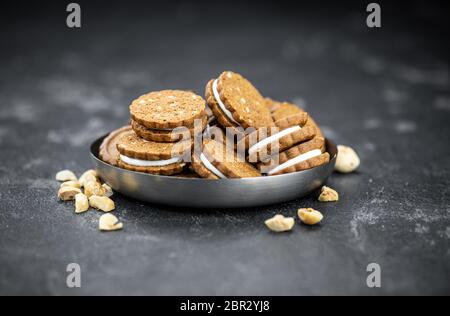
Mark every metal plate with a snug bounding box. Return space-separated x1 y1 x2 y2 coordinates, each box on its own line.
90 136 337 208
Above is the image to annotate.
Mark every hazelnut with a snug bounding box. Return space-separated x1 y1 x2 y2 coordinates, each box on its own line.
298 208 323 225
335 145 360 173
55 170 77 182
58 186 81 201
265 214 295 232
102 184 113 198
99 214 123 231
75 193 89 213
60 180 81 189
89 196 115 212
318 186 339 202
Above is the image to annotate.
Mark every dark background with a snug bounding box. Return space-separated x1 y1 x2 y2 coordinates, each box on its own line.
0 0 449 295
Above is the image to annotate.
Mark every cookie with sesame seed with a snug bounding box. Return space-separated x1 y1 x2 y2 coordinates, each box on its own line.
116 131 191 175
192 139 261 179
131 116 208 143
238 123 316 162
205 71 274 130
191 148 219 179
265 98 282 113
270 100 324 138
130 90 207 130
258 137 330 176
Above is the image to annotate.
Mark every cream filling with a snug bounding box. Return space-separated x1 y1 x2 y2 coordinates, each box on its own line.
199 153 227 179
248 125 302 156
212 79 239 125
267 149 322 175
120 154 182 167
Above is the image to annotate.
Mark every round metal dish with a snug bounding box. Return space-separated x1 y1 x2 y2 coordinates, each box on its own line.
90 136 337 208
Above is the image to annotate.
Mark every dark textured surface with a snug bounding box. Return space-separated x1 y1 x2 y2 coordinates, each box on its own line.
0 1 449 295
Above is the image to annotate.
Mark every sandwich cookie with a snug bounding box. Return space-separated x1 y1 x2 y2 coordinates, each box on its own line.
205 71 274 130
116 132 191 175
99 126 134 166
131 116 208 143
270 100 324 138
238 122 316 162
191 139 261 179
130 89 207 131
258 137 330 176
265 98 282 113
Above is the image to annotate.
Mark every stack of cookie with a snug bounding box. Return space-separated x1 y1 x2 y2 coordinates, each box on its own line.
99 71 329 179
199 71 329 177
240 99 330 176
100 90 208 176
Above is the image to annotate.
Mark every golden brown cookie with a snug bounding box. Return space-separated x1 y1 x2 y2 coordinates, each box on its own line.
239 125 317 162
272 102 305 122
116 132 190 175
192 139 261 179
117 160 186 175
191 150 219 180
131 116 207 143
99 126 134 166
130 90 206 129
258 137 330 175
270 100 324 138
304 116 324 138
117 132 191 160
265 98 282 113
272 102 309 130
205 71 274 129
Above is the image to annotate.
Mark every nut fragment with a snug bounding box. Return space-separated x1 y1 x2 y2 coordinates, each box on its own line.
60 180 81 189
75 193 89 213
102 184 113 198
264 214 295 232
79 169 98 187
84 180 105 197
99 214 123 231
55 170 77 182
89 196 115 212
335 145 360 173
318 186 339 202
298 208 323 225
58 186 82 201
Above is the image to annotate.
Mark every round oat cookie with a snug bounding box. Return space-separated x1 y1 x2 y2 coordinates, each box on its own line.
304 116 324 138
117 160 186 176
130 90 206 130
191 151 219 180
258 137 330 175
193 139 261 179
99 126 134 166
205 71 274 129
131 116 208 143
272 102 309 130
116 132 192 161
270 101 324 138
238 124 317 162
272 102 305 122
